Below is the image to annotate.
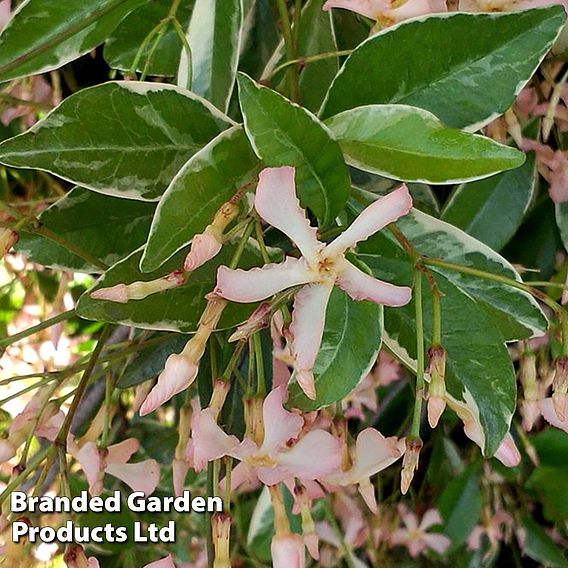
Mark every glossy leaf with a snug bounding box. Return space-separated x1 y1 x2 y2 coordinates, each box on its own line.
0 82 232 201
181 0 243 112
320 8 566 129
0 0 145 83
140 126 261 272
521 516 568 568
287 287 382 411
437 465 482 551
442 152 537 251
15 187 155 272
355 207 547 454
326 105 525 184
238 73 350 225
555 200 568 253
77 244 264 333
103 0 194 76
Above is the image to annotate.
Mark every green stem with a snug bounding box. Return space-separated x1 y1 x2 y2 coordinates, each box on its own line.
0 377 59 407
128 19 169 77
411 270 425 438
269 49 352 79
229 221 255 270
0 309 75 349
274 0 300 101
0 93 53 112
252 333 266 396
171 18 192 90
431 285 442 346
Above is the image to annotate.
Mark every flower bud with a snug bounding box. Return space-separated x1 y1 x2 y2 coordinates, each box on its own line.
295 485 319 560
271 533 306 568
228 303 272 342
91 270 185 303
244 396 265 447
426 345 446 428
212 513 232 568
400 437 422 495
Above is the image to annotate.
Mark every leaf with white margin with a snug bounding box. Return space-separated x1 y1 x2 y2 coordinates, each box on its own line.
0 82 232 201
287 287 382 411
325 105 525 184
15 187 155 272
238 73 351 226
356 203 548 341
180 0 243 112
140 126 261 273
442 152 537 251
77 244 269 333
0 0 145 83
320 7 566 130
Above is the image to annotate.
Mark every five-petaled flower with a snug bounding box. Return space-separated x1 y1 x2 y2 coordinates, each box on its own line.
215 166 412 399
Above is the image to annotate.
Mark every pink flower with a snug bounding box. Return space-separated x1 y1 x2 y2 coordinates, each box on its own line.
325 428 405 512
0 1 10 31
459 0 568 12
467 510 512 551
190 386 342 487
539 397 568 432
70 437 160 496
391 507 451 558
143 556 176 568
215 167 412 399
323 0 447 26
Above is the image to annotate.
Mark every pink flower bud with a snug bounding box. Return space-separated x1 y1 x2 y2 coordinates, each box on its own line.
426 346 446 428
212 513 231 568
552 356 568 420
90 283 129 303
228 303 272 342
271 533 306 568
494 433 521 468
184 232 223 271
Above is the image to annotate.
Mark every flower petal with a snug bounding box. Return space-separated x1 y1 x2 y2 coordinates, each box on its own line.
75 442 103 495
271 533 306 568
192 409 240 471
290 282 334 399
139 354 198 416
105 459 160 496
255 166 322 262
337 261 411 307
143 555 176 568
494 433 521 467
215 257 312 303
539 397 568 432
322 0 388 19
326 185 412 256
260 386 304 455
276 430 342 479
423 533 451 555
419 509 443 531
348 428 405 482
106 438 139 465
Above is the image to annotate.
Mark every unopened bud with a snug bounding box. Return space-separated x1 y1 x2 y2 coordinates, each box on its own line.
212 513 231 568
400 437 422 495
244 397 265 447
0 228 18 256
426 346 446 428
229 303 272 342
209 379 231 420
91 270 185 303
295 485 319 560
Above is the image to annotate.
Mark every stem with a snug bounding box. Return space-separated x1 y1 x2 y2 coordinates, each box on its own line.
128 19 169 77
0 93 53 111
275 0 300 101
269 49 352 79
0 309 75 349
411 270 425 438
171 18 192 90
431 285 442 346
206 463 215 568
229 221 255 270
55 326 112 445
252 333 266 396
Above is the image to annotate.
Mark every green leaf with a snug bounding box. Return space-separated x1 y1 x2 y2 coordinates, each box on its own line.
15 187 155 272
0 0 145 83
140 126 260 272
532 429 568 468
117 333 189 388
527 466 568 522
103 0 194 76
437 465 482 551
355 207 547 454
320 8 566 129
442 152 537 251
0 82 232 201
521 516 568 568
555 200 568 252
287 287 382 411
326 105 525 184
77 245 265 333
181 0 243 112
238 73 350 225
